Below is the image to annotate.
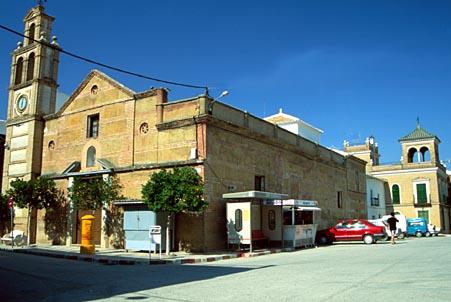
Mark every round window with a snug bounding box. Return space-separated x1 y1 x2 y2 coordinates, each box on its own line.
139 122 149 134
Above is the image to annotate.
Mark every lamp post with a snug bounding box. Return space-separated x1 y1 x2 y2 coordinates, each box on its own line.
207 90 229 114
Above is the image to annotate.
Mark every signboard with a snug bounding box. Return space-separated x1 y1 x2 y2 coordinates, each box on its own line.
148 225 162 260
149 225 161 245
226 201 252 245
263 199 318 207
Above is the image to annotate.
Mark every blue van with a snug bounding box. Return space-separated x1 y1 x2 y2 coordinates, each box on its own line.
406 217 429 237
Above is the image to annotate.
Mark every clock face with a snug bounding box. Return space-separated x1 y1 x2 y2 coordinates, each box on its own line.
17 96 28 112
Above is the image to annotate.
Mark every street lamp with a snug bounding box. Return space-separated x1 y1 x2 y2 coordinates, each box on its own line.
208 90 229 114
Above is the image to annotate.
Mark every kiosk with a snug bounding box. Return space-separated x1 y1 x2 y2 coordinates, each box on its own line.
224 191 289 252
263 199 321 248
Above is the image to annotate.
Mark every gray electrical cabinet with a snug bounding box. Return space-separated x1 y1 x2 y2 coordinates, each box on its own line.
122 204 168 251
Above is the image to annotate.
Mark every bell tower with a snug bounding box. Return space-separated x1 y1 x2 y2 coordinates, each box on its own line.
398 120 440 166
2 4 60 192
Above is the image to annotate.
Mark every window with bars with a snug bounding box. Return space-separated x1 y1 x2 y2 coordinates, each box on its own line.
87 114 99 138
392 185 400 204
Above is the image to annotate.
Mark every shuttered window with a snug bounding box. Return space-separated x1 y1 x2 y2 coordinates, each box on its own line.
418 210 429 223
416 183 428 204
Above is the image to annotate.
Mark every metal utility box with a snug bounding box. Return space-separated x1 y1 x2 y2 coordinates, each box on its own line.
122 204 168 251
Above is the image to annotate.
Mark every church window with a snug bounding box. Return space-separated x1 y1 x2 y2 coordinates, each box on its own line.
87 114 99 138
407 148 417 163
48 140 55 150
337 191 343 208
139 122 149 134
392 184 400 204
15 57 24 85
419 147 430 162
28 23 35 45
86 146 96 167
26 53 35 81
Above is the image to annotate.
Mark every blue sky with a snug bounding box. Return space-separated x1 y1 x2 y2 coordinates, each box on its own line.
1 0 450 164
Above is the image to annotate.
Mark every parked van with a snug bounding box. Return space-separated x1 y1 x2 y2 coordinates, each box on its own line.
406 217 429 237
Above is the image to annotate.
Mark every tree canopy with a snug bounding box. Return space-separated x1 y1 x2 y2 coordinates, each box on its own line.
7 177 62 210
68 176 123 211
141 167 206 214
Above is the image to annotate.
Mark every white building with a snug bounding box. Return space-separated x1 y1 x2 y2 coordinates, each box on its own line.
366 175 387 219
331 141 388 219
264 109 323 144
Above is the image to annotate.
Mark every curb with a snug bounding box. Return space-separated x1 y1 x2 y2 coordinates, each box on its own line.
0 246 288 265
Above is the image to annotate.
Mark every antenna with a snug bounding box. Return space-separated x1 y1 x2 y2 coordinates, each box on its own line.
37 0 47 7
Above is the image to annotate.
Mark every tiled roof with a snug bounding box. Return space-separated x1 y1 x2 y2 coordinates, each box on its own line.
399 125 440 142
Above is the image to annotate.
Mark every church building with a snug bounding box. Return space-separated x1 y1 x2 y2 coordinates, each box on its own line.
3 5 368 251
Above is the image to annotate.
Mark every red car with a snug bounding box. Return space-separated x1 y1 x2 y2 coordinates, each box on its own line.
316 219 387 245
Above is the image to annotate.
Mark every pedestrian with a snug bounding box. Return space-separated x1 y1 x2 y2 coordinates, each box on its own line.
387 212 399 245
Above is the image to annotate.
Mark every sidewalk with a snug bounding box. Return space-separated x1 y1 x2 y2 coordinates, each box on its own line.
0 244 292 265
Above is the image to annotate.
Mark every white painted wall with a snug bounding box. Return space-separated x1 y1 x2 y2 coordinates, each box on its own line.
278 121 322 144
366 176 387 219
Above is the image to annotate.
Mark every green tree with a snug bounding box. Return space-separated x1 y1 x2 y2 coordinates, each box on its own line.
141 167 206 253
6 177 63 245
68 176 123 211
0 194 12 235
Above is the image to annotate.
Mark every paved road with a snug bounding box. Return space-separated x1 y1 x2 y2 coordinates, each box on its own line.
1 237 450 302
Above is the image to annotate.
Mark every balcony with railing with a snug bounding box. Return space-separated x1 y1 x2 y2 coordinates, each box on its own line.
414 194 432 207
370 196 380 207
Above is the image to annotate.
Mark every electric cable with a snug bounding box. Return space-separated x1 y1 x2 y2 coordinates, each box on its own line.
0 24 208 91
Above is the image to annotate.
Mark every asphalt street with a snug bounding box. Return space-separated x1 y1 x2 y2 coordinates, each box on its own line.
1 236 450 302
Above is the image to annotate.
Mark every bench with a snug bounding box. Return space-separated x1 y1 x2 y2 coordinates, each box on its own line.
251 230 268 248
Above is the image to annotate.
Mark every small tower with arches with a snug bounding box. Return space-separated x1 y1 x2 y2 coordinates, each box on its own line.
399 119 440 165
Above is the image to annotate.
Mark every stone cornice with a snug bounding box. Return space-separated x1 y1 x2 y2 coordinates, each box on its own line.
42 159 204 179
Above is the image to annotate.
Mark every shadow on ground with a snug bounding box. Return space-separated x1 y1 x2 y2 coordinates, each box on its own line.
0 251 270 302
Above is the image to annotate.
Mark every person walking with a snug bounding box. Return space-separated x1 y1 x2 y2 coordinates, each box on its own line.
387 212 399 245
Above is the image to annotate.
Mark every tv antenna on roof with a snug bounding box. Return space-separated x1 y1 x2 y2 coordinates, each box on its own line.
37 0 47 7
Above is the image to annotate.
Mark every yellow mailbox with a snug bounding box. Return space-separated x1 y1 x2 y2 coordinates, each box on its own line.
80 214 95 255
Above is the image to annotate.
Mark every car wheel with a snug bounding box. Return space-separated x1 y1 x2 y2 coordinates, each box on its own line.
363 234 374 245
398 233 405 240
416 231 423 238
425 232 431 237
318 235 329 245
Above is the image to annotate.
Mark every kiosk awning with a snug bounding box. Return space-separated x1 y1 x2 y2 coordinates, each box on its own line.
263 199 321 211
295 206 321 211
222 191 289 200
